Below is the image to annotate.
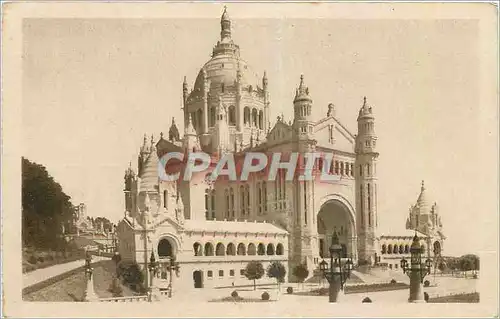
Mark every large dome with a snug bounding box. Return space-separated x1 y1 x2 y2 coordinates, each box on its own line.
192 54 261 95
189 7 262 98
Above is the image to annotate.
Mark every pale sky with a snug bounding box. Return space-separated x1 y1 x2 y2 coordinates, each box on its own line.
22 8 496 256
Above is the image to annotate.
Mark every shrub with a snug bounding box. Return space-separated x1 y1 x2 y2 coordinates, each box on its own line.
390 279 397 284
231 290 239 298
28 255 37 264
37 256 45 263
46 254 54 261
424 292 429 302
472 274 478 279
292 264 309 283
118 261 144 290
424 280 430 287
261 292 270 301
318 287 329 296
108 277 124 297
362 297 372 303
287 286 293 294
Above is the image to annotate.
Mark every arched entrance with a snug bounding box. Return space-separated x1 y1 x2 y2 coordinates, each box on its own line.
193 270 203 288
158 238 174 258
317 199 355 259
433 241 441 256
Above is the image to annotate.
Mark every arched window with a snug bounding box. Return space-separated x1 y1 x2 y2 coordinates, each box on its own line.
263 181 267 213
387 244 392 254
215 243 225 256
404 245 409 253
421 244 426 254
245 185 250 213
244 107 250 126
225 189 229 219
193 242 203 256
276 243 284 255
248 243 256 255
204 243 214 256
197 109 203 132
258 110 264 129
266 243 275 255
237 243 246 256
228 105 236 126
158 238 174 258
399 245 404 254
210 107 216 127
381 244 387 254
393 245 398 254
230 188 235 219
252 109 258 127
226 243 236 256
257 243 265 256
240 185 245 216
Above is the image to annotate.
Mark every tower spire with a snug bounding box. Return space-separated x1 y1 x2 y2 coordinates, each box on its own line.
220 6 231 40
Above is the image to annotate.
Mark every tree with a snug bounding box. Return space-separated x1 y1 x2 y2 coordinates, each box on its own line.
267 261 286 291
244 261 265 290
293 264 309 288
458 254 479 277
22 157 74 250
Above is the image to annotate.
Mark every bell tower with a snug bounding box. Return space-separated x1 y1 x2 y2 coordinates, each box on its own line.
355 97 379 265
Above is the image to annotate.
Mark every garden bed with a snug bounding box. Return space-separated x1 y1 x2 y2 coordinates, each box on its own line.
428 292 479 303
209 296 274 303
294 282 409 296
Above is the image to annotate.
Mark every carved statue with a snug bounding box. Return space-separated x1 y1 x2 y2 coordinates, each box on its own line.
327 103 334 117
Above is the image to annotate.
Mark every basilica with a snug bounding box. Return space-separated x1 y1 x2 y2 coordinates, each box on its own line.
116 8 445 291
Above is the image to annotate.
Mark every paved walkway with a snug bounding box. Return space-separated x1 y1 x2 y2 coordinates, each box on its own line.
23 256 109 288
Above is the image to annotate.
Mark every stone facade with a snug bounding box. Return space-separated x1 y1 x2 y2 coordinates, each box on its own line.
117 8 444 290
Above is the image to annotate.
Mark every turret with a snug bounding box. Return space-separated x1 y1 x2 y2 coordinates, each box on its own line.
183 76 188 125
292 75 314 140
168 118 180 142
355 96 379 265
263 71 270 133
183 114 201 152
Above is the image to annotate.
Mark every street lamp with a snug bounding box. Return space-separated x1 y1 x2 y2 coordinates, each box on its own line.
319 231 353 303
400 232 432 303
164 256 180 298
148 251 159 302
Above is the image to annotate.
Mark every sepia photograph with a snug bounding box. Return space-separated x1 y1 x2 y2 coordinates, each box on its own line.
1 2 498 318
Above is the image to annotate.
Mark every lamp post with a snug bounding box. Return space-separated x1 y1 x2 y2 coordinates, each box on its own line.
319 231 353 303
400 232 432 303
83 251 98 302
148 251 159 301
165 256 180 298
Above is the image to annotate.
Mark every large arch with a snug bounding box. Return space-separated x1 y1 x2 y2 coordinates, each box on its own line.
317 197 356 259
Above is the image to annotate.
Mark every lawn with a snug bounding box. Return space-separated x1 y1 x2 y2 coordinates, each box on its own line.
23 260 135 301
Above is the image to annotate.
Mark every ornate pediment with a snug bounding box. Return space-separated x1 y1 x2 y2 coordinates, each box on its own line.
314 117 355 153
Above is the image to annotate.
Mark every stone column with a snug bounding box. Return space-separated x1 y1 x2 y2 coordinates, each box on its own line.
408 268 425 303
84 270 98 302
328 274 343 303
